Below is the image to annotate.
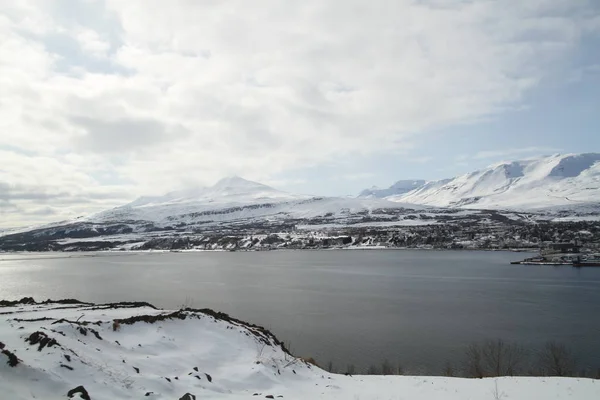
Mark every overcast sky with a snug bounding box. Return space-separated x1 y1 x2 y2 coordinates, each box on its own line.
1 0 599 228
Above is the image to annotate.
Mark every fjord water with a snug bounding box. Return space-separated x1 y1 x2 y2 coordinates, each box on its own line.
1 250 600 374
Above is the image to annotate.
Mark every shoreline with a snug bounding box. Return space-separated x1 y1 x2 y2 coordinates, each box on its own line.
0 246 538 261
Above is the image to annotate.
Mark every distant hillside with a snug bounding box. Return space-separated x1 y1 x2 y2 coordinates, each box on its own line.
359 180 427 198
2 166 600 252
367 153 600 210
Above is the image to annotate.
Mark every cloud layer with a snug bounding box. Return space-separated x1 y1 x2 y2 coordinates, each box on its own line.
1 0 599 226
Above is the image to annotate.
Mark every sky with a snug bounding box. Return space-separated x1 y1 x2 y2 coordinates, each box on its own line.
1 0 599 228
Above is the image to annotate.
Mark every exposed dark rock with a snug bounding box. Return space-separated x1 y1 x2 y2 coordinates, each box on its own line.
26 331 59 351
133 367 139 373
1 297 90 308
64 354 71 362
145 392 154 396
67 385 91 400
193 366 198 371
118 311 187 326
44 298 87 305
89 329 102 340
87 301 158 311
2 349 19 367
13 317 55 322
179 394 196 400
0 297 36 307
60 364 74 370
265 396 274 399
51 318 102 327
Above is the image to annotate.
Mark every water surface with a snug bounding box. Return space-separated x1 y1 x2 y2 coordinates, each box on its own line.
1 250 599 374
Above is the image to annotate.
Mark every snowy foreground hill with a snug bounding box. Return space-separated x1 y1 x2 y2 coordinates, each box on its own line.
363 153 600 210
1 299 598 400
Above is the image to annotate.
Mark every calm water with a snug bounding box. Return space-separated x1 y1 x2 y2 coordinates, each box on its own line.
1 250 600 374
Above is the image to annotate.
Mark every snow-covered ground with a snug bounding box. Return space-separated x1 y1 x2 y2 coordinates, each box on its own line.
1 300 598 399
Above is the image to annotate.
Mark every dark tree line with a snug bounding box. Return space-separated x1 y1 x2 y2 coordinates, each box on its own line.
319 340 598 378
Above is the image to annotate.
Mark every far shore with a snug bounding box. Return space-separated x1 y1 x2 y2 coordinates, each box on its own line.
0 246 538 262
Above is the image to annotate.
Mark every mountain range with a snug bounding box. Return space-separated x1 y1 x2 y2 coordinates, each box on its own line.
361 153 600 210
1 153 598 251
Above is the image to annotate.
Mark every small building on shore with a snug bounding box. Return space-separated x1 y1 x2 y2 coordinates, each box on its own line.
543 242 581 255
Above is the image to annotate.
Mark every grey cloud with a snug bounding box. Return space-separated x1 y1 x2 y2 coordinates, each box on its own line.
0 182 70 202
70 116 176 153
0 182 129 204
0 180 133 227
25 206 58 216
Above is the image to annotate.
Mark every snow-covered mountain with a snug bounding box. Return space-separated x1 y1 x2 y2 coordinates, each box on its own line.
374 153 600 210
85 176 423 229
3 171 600 252
359 180 427 198
127 176 306 208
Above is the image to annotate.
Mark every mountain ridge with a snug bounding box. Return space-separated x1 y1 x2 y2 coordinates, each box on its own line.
361 153 600 210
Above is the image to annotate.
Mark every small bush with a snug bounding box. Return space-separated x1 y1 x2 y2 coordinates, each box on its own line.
538 341 576 377
381 359 395 375
444 362 455 377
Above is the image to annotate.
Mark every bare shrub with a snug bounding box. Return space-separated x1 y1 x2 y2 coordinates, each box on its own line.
366 364 381 375
464 339 526 377
538 341 576 377
465 343 485 378
326 360 335 373
345 364 356 375
112 320 121 332
444 362 455 377
481 339 526 376
179 297 194 310
381 359 395 375
397 362 404 376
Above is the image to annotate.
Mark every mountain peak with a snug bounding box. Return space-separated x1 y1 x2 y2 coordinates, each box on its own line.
359 179 427 198
213 176 270 189
382 153 600 209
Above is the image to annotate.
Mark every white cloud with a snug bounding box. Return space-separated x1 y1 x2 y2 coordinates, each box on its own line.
74 28 111 57
0 0 598 226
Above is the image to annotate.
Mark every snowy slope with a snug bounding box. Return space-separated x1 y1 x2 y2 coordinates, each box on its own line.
359 180 427 198
384 153 600 210
2 300 598 400
85 177 424 228
128 176 307 208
